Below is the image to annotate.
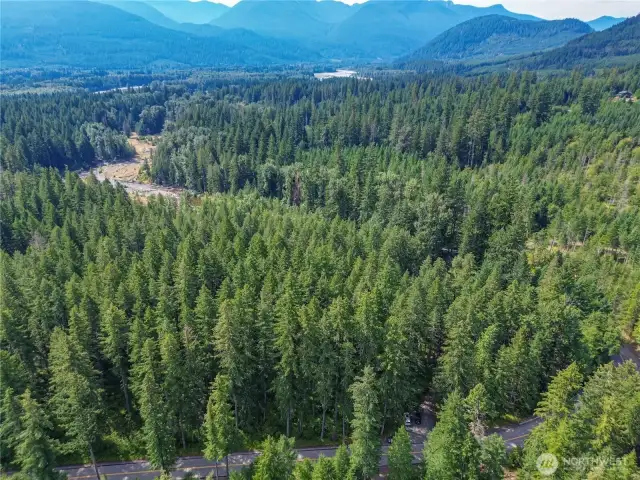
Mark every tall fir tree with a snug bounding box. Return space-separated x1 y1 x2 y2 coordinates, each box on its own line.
334 444 351 479
292 458 314 480
0 387 22 469
387 426 414 480
137 339 176 473
203 374 241 478
349 366 381 480
48 327 104 480
100 303 131 413
312 455 336 480
252 435 296 480
423 391 481 480
15 390 62 480
274 272 301 437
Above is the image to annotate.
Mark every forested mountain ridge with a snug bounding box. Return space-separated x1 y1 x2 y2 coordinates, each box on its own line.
0 0 549 66
0 1 319 68
403 14 640 75
403 15 593 61
1 67 640 479
325 0 540 58
521 13 640 69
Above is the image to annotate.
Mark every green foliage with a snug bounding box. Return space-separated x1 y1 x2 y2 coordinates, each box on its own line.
48 327 103 473
15 390 63 480
522 362 640 479
505 445 523 470
465 384 494 438
252 435 296 480
312 455 336 480
203 373 241 477
349 366 380 479
0 67 639 476
534 362 583 420
292 458 314 480
100 303 132 413
423 391 481 480
137 339 176 473
82 123 132 163
387 427 414 480
479 435 506 480
0 388 22 470
334 444 351 479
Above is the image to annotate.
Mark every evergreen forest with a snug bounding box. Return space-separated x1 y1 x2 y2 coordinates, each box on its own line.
1 67 640 479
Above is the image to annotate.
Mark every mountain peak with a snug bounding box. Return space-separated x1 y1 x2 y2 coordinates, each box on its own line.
587 15 627 31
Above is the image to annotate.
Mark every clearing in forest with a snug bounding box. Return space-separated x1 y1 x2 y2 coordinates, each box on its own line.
96 133 157 183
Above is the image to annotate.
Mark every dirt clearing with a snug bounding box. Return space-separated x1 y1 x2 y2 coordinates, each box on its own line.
95 134 156 183
80 134 183 200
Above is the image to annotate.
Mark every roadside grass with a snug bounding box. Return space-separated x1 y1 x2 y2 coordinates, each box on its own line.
490 413 528 427
242 433 345 451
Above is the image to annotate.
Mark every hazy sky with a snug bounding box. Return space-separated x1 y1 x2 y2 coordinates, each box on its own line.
451 0 639 20
202 0 639 21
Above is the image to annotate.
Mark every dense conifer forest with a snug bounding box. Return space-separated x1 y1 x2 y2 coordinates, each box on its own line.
1 67 640 479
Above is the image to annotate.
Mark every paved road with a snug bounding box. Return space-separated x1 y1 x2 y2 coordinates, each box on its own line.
491 342 640 450
493 342 640 450
59 422 537 480
612 343 640 370
60 444 426 480
489 416 544 449
58 343 640 480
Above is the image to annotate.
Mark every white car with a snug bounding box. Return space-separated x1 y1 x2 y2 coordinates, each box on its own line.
404 412 411 426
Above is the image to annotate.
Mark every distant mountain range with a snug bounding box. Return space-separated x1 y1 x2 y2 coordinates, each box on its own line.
96 0 231 34
96 0 229 25
211 0 358 39
96 0 189 30
211 0 540 58
0 1 319 68
0 0 635 70
146 0 228 24
522 14 640 69
587 15 627 31
403 15 593 62
412 13 640 74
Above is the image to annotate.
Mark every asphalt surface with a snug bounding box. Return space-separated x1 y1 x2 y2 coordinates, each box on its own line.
60 444 426 480
612 343 640 370
488 416 544 449
58 420 540 480
56 343 640 480
490 342 640 450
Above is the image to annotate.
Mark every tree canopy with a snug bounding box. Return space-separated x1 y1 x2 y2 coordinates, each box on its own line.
1 66 639 478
